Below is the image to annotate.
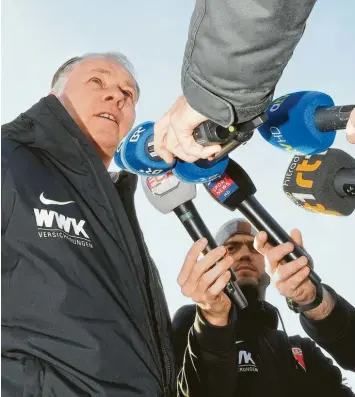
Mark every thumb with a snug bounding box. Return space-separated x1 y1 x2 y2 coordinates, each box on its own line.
346 109 355 144
290 228 303 247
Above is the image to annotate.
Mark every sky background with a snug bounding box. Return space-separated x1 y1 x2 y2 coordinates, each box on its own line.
2 0 355 388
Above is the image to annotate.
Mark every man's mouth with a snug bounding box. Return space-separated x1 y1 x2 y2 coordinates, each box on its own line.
236 264 257 273
97 113 118 125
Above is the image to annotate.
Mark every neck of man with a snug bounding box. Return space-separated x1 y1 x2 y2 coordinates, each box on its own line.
56 93 113 169
239 283 262 307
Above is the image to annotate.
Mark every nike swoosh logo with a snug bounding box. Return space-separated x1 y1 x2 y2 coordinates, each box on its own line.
235 340 244 345
40 193 74 206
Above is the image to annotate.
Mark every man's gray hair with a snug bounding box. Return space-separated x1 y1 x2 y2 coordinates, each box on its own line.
51 52 140 100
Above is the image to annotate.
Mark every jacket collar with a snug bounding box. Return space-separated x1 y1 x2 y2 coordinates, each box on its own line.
3 94 138 191
236 299 279 339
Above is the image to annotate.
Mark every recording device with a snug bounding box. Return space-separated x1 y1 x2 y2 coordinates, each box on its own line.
114 113 267 183
194 113 268 162
115 121 229 183
283 149 355 216
204 159 322 286
141 171 248 310
258 91 354 155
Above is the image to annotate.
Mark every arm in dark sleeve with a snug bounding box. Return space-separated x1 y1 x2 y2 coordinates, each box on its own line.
301 337 354 396
172 304 237 397
182 0 317 126
300 285 355 371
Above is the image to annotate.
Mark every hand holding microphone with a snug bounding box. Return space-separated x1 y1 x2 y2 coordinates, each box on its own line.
153 95 219 164
254 229 335 318
141 171 248 311
203 159 322 286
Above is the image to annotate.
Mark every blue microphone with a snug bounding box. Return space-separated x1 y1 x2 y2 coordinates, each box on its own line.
258 91 354 155
114 121 229 183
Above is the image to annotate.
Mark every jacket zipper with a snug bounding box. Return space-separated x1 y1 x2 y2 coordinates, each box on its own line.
141 239 172 394
71 137 171 395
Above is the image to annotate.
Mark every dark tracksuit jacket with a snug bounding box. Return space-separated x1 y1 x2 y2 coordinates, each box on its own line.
172 292 354 397
300 288 355 372
2 95 176 397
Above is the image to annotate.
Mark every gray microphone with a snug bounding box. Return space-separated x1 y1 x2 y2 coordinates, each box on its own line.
141 171 248 310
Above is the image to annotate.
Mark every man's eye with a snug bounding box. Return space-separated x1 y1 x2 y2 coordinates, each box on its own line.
247 242 258 253
90 77 103 86
122 89 134 99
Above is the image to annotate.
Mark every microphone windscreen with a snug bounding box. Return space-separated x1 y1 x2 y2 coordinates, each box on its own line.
283 149 355 216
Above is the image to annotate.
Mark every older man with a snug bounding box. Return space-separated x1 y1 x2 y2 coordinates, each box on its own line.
172 218 353 397
2 52 175 397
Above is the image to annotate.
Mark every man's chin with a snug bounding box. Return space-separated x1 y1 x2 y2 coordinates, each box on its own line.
236 275 259 287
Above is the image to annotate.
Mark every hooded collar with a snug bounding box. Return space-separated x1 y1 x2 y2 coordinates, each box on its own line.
2 94 138 191
236 286 279 338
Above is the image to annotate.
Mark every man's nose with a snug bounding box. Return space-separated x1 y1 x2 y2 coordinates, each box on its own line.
102 86 125 109
237 243 252 257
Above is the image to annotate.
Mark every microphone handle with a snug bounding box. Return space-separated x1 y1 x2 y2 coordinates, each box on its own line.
314 105 354 132
237 196 322 286
173 201 248 310
334 168 355 198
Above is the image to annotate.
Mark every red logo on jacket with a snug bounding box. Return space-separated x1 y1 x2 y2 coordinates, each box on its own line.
292 347 306 371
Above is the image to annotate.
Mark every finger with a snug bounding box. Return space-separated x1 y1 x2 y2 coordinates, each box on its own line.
205 271 232 300
154 97 187 163
180 246 226 296
175 132 221 159
346 109 355 144
169 103 222 159
254 231 273 256
273 256 308 283
164 128 199 163
170 98 208 130
194 255 234 296
265 242 295 273
290 228 303 247
154 112 174 164
177 239 208 286
277 266 311 297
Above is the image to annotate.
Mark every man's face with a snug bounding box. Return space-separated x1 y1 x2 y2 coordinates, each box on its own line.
57 57 137 164
225 233 265 287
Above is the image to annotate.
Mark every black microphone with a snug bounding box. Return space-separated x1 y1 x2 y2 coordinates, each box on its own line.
204 160 322 286
333 168 355 198
141 171 248 310
283 149 355 216
314 105 355 132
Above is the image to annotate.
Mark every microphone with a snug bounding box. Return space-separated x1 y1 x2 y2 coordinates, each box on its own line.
283 149 355 216
258 91 354 155
204 160 322 286
141 171 248 310
114 121 229 183
114 114 267 183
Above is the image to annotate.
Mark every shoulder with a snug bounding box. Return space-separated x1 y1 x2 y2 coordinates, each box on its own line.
172 304 196 330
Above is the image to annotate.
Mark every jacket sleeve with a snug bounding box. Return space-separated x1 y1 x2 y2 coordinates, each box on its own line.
182 0 317 126
300 285 355 371
172 305 237 397
301 337 354 396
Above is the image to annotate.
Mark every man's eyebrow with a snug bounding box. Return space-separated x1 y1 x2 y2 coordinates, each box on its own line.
90 69 135 87
89 68 111 75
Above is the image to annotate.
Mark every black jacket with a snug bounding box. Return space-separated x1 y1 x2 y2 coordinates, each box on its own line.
172 296 354 397
300 287 355 372
182 0 316 125
1 95 176 397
